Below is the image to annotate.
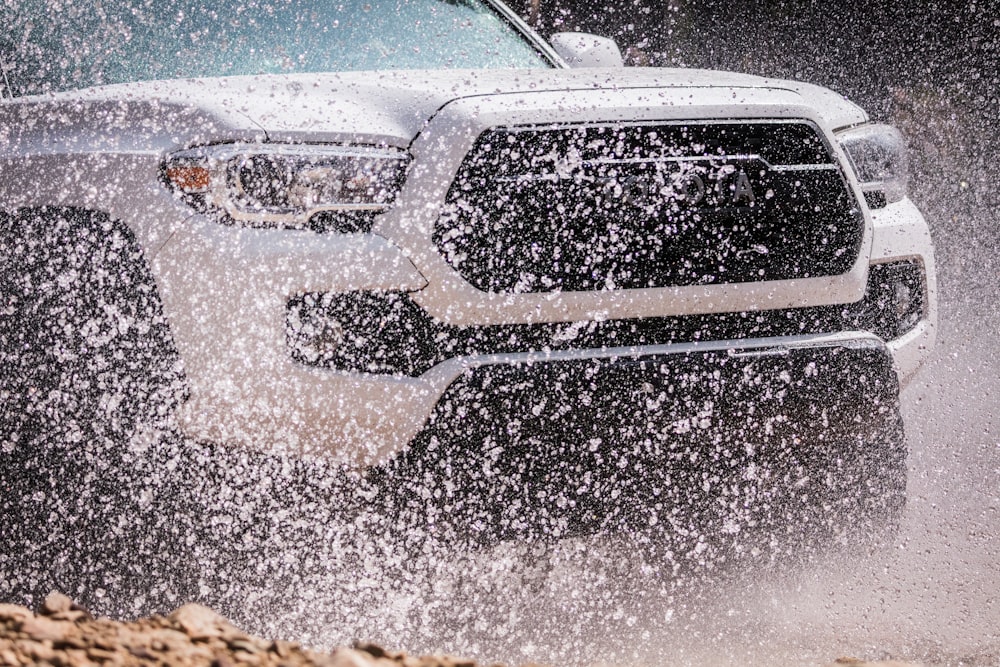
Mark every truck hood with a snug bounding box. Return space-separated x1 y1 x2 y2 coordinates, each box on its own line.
1 68 868 154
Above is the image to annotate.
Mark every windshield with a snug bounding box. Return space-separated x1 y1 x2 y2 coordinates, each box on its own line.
0 0 552 97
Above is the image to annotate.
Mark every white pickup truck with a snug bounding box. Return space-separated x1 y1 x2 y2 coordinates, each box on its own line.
0 0 935 549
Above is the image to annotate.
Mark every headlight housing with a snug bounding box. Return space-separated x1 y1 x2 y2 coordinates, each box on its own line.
163 143 410 232
836 124 908 207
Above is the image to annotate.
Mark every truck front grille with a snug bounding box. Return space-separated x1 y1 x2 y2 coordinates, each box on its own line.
434 121 862 293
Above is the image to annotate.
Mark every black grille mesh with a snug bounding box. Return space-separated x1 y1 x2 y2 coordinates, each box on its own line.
434 121 863 293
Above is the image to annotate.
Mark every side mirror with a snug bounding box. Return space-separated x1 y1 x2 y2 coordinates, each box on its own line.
549 32 624 68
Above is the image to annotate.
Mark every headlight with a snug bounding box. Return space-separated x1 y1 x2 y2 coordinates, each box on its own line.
836 124 908 206
163 143 410 232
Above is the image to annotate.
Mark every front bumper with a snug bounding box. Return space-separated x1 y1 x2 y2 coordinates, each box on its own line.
165 196 934 466
374 332 906 543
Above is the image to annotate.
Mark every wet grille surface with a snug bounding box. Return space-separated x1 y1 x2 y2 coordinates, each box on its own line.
435 121 863 293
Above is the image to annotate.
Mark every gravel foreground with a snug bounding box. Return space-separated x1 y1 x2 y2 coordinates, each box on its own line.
0 592 483 667
0 591 925 667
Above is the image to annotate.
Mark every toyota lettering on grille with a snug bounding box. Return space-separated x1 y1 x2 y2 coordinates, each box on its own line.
503 154 763 212
604 163 758 211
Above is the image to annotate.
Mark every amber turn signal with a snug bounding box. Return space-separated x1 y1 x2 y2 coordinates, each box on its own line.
165 165 212 193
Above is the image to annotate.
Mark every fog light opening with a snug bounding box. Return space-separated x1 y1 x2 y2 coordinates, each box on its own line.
294 317 345 364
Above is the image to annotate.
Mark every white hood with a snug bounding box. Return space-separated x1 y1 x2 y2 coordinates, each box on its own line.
0 68 868 155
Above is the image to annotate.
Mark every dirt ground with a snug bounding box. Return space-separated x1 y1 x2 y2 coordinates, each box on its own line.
0 592 486 667
0 592 925 667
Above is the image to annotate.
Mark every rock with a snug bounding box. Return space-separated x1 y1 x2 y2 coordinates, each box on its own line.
59 647 91 667
26 639 56 662
232 650 263 665
39 592 92 625
169 603 242 641
0 606 31 625
127 645 156 660
53 636 88 650
86 646 118 660
229 637 264 654
329 647 382 667
18 615 72 642
356 643 388 659
143 627 202 653
270 639 298 658
51 610 91 624
40 592 74 616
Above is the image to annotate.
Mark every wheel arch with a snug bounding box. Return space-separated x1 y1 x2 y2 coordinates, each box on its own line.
0 204 188 440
